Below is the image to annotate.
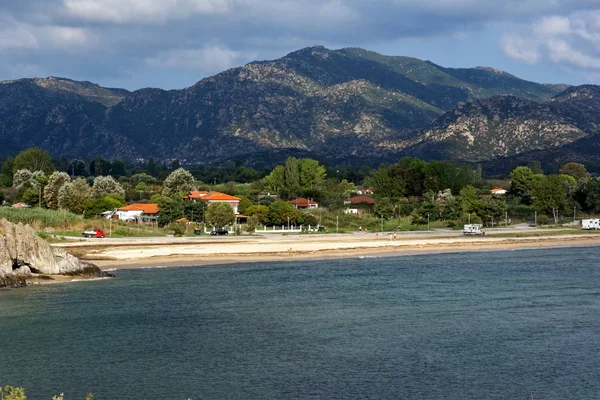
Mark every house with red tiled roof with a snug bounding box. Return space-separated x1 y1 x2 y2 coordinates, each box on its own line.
344 196 375 205
490 187 507 196
184 191 241 214
343 195 374 215
288 198 318 209
116 203 159 222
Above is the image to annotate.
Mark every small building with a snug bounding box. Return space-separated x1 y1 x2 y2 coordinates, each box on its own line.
184 191 241 214
288 198 318 209
116 203 159 222
344 196 375 205
490 187 507 196
344 195 374 215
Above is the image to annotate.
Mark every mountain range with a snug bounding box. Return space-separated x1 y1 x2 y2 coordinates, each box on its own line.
1 45 599 172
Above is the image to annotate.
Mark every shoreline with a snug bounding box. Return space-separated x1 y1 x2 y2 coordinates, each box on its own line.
79 234 600 271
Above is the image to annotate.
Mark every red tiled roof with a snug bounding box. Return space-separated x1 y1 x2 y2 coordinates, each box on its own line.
184 191 240 201
288 197 318 206
345 195 375 204
118 203 159 214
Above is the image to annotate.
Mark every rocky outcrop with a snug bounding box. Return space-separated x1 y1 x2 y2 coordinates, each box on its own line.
0 219 108 288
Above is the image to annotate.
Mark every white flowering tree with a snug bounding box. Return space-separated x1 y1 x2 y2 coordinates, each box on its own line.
44 172 71 209
162 168 195 197
91 176 125 199
12 169 45 190
58 178 91 214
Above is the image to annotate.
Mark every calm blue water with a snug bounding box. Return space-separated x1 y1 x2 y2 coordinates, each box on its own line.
1 248 599 399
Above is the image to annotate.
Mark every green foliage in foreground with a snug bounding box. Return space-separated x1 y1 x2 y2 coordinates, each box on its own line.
0 207 82 228
0 386 94 400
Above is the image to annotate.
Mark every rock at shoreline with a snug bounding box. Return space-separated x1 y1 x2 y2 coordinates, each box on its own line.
0 219 109 288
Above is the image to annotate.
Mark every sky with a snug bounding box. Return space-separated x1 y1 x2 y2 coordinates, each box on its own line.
2 0 600 91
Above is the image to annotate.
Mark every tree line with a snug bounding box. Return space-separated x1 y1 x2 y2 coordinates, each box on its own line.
1 147 599 230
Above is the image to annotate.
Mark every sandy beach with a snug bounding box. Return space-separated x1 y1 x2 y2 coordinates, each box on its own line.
53 229 600 270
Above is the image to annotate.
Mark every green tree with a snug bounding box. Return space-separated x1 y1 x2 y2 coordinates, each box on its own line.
237 196 253 215
509 166 535 203
533 175 569 223
267 200 297 225
162 168 195 197
110 160 127 177
365 165 405 199
529 160 544 174
129 173 158 185
84 195 126 219
559 162 590 181
206 202 235 228
12 147 55 175
263 165 285 193
0 157 14 188
44 172 71 209
184 199 208 223
459 185 479 214
245 205 269 224
58 178 91 214
298 158 327 189
583 178 600 213
317 179 356 210
135 181 149 200
91 176 125 199
245 214 261 233
157 196 185 227
373 198 394 219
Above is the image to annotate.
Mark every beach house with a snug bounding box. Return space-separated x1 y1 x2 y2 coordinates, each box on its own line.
184 191 241 214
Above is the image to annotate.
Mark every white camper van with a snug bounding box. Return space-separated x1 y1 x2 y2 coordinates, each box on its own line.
582 219 600 230
463 224 484 235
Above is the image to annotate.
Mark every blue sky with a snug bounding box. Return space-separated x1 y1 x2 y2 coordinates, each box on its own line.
1 0 600 91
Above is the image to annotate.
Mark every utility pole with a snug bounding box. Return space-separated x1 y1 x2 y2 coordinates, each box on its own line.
287 216 290 230
427 213 430 231
468 213 471 224
574 207 576 223
336 216 339 234
380 215 383 233
534 211 537 227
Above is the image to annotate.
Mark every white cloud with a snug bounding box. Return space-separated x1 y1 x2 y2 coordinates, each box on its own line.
63 0 228 23
501 11 600 71
0 17 38 50
144 46 244 72
500 34 540 64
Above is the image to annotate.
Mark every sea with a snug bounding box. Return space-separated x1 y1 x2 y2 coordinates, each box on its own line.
0 247 599 399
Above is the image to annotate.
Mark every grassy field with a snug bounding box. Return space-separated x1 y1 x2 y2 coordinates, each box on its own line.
0 207 83 229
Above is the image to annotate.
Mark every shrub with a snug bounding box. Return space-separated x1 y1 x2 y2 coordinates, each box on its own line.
537 215 551 226
168 221 187 237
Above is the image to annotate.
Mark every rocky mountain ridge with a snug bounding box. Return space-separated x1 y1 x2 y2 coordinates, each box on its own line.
0 46 588 165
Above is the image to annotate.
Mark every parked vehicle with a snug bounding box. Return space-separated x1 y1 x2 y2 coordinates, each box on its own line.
210 228 229 236
463 224 484 236
582 219 600 230
82 228 106 238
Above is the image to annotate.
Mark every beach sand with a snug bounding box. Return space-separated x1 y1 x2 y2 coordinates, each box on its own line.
54 231 600 270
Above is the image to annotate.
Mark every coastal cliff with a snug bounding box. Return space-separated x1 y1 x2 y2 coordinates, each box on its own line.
0 219 108 288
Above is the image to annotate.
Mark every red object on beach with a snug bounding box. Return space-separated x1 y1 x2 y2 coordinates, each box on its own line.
82 228 105 238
